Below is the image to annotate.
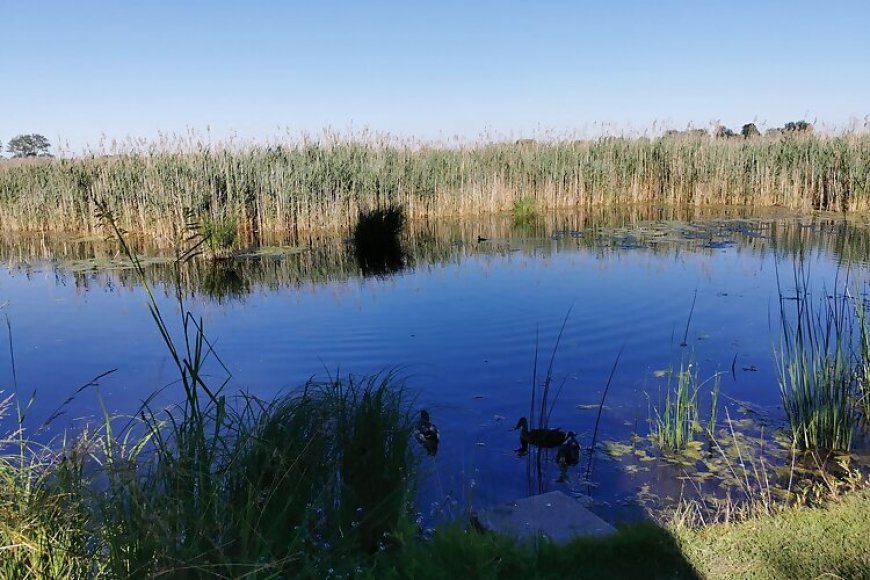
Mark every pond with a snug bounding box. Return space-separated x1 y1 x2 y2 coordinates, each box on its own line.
1 206 869 524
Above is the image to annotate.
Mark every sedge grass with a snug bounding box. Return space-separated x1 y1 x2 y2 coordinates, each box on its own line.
199 214 238 258
652 363 699 452
651 360 721 453
1 131 869 245
855 287 870 423
511 197 538 224
775 263 858 452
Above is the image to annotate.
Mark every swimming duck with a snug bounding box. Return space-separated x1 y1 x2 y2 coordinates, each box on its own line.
416 409 439 456
513 417 567 454
556 431 581 468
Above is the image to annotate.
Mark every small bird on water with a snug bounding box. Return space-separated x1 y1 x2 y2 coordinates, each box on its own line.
416 409 439 456
556 431 581 468
513 416 567 455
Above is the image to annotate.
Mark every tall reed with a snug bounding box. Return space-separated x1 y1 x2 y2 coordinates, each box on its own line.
651 360 721 452
775 264 857 452
1 131 868 245
854 286 870 423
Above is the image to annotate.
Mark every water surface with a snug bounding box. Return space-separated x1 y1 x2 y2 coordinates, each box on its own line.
2 207 868 522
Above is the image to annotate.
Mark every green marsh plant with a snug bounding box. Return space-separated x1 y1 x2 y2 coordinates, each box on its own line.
200 215 237 259
775 263 858 452
511 197 538 224
651 359 721 453
855 288 870 423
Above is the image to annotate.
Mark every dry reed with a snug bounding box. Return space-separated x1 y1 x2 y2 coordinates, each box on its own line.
0 132 867 246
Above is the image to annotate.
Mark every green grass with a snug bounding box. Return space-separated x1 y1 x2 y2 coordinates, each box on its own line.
366 490 870 579
368 522 698 580
2 207 422 577
1 131 869 244
0 436 94 578
676 489 870 579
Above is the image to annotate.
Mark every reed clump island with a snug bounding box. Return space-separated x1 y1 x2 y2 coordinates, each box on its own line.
0 128 868 247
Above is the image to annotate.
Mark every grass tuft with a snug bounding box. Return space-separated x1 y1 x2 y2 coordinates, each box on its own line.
651 359 720 453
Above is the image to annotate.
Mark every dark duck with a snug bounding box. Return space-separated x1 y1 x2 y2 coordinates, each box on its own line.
513 417 567 455
556 431 581 468
416 410 439 456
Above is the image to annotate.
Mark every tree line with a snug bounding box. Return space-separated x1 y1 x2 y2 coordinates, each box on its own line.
666 120 814 139
0 123 818 159
0 134 53 158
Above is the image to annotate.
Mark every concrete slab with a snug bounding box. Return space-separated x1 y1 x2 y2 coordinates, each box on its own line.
472 491 617 544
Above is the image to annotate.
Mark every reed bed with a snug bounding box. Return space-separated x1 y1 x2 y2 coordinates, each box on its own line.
1 132 868 245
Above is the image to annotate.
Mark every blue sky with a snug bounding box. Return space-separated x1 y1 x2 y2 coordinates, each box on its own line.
2 1 868 153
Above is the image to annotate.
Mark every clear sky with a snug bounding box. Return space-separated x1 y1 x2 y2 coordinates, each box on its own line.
2 1 868 153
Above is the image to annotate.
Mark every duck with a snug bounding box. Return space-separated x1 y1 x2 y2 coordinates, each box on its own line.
556 431 581 468
513 417 567 454
416 409 439 456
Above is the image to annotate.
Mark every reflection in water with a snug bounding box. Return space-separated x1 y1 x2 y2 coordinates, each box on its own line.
352 207 411 278
0 214 856 311
2 207 869 302
556 431 581 482
416 409 440 457
200 261 252 303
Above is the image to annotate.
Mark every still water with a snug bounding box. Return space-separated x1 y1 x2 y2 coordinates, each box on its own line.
1 207 869 521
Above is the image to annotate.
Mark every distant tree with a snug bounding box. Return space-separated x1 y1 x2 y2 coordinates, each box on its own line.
715 125 736 139
741 123 761 139
783 120 813 134
7 134 52 158
664 128 708 139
